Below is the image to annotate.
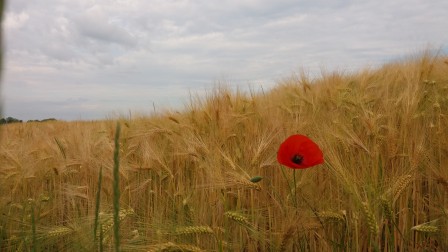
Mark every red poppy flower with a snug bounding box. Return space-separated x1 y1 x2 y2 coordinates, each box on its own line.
277 134 324 169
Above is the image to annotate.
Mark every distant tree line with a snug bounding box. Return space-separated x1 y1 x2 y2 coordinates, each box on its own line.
0 117 57 124
0 117 22 124
27 118 57 123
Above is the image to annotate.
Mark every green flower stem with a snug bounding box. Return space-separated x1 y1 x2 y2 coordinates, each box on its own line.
279 166 297 208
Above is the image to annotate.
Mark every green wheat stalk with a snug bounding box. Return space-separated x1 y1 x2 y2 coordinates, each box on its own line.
99 224 104 252
113 122 121 252
94 166 103 243
31 204 37 252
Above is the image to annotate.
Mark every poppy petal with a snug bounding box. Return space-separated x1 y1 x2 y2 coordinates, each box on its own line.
277 134 323 169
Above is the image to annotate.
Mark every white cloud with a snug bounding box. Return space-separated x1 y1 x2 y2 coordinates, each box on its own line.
4 11 29 30
2 0 448 120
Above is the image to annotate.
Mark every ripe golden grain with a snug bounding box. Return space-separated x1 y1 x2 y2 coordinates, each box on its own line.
335 135 350 153
100 208 134 236
317 211 345 223
224 172 262 191
224 211 250 226
168 116 180 124
236 178 262 191
392 175 413 203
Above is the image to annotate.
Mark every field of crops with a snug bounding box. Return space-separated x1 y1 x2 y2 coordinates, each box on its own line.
1 53 447 251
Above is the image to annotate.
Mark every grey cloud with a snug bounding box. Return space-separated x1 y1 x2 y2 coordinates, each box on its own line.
5 1 140 67
3 0 448 120
74 5 137 48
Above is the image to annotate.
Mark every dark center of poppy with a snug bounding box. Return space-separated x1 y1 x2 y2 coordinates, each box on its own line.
291 155 303 164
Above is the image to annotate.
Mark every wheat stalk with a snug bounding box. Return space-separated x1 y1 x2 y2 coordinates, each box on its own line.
279 225 297 252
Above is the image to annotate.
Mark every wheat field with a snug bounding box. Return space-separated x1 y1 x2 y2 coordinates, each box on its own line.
1 52 447 251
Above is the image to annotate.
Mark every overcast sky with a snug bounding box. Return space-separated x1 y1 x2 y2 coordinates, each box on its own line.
2 0 447 121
